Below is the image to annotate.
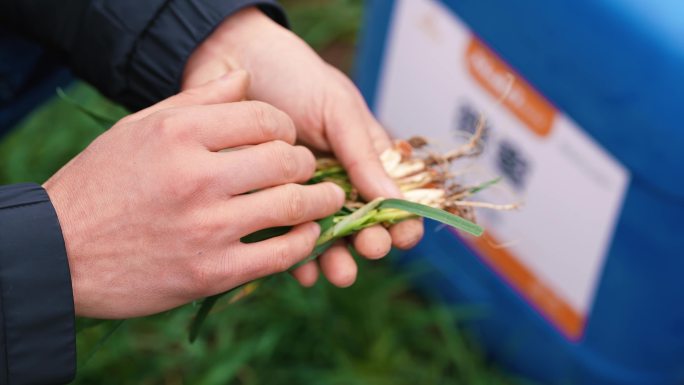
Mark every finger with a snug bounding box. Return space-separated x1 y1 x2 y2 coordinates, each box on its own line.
152 101 296 150
352 225 392 260
325 94 402 201
219 141 315 195
123 70 250 123
228 182 345 238
290 261 319 287
389 219 425 250
319 241 357 288
356 96 393 154
230 222 321 284
366 118 393 154
354 101 426 251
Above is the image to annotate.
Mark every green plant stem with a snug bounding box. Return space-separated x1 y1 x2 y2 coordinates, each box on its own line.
372 208 418 224
317 198 384 244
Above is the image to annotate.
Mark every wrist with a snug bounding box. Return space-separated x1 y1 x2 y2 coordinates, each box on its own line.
43 178 87 315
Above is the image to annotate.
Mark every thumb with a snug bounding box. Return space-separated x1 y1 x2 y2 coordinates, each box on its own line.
123 69 250 123
182 55 241 91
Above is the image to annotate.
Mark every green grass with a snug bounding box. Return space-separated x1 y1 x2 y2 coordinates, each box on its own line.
0 82 124 184
0 1 532 384
75 259 522 385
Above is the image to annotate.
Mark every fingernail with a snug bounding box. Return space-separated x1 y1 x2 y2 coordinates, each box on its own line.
380 178 402 198
331 184 346 204
309 222 321 238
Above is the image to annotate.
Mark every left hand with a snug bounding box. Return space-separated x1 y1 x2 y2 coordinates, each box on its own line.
183 7 424 287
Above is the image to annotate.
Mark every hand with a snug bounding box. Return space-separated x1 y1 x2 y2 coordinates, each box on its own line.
44 71 345 318
183 8 424 288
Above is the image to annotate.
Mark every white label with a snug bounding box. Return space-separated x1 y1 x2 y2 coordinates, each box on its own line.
375 0 629 339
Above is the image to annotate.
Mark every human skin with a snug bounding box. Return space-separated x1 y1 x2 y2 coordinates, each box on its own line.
44 72 346 318
183 7 424 288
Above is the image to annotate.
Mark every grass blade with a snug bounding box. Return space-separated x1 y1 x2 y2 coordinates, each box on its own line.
76 317 107 333
56 88 118 129
78 320 125 367
189 291 232 343
290 239 335 269
241 227 291 243
469 177 502 195
379 199 483 236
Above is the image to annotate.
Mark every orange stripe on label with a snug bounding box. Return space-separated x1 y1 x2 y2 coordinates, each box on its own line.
468 232 584 340
466 38 556 137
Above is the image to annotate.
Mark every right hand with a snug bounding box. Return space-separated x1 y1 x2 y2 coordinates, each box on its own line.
43 70 345 319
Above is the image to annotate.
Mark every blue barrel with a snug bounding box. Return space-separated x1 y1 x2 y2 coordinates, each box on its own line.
356 1 684 384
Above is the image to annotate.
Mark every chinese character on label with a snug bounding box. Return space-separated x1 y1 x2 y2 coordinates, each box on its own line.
496 139 530 190
454 102 490 144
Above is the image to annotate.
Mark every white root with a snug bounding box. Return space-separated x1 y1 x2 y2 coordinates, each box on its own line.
403 188 446 207
380 148 402 174
447 201 520 211
386 159 426 179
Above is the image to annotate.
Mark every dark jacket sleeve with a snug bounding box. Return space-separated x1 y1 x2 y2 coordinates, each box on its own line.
0 0 287 111
0 183 75 385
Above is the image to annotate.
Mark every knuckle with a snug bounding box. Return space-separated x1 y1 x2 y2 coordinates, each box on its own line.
298 147 317 179
280 184 306 223
328 78 358 103
161 165 213 200
329 65 361 95
191 216 223 244
322 183 343 210
192 168 216 191
149 111 182 139
270 242 294 273
347 152 381 175
275 109 296 143
300 229 318 252
184 246 236 298
249 102 280 140
271 141 298 180
249 101 295 143
330 86 354 105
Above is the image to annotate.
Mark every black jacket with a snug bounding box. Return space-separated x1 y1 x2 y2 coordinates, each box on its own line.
0 1 285 384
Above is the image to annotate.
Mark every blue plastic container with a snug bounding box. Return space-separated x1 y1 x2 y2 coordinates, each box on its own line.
356 1 684 384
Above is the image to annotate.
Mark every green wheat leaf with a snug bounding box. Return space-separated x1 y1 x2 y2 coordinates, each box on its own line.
379 199 484 237
240 227 291 243
189 289 235 343
78 320 125 367
56 88 118 129
76 317 107 333
469 177 502 195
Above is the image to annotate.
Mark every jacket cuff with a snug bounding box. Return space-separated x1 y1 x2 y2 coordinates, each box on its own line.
0 183 75 385
123 0 286 110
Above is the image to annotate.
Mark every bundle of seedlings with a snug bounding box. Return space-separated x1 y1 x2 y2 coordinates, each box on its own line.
189 114 519 342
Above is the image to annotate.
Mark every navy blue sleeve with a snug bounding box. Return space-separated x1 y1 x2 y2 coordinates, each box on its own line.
0 0 287 111
0 183 75 385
